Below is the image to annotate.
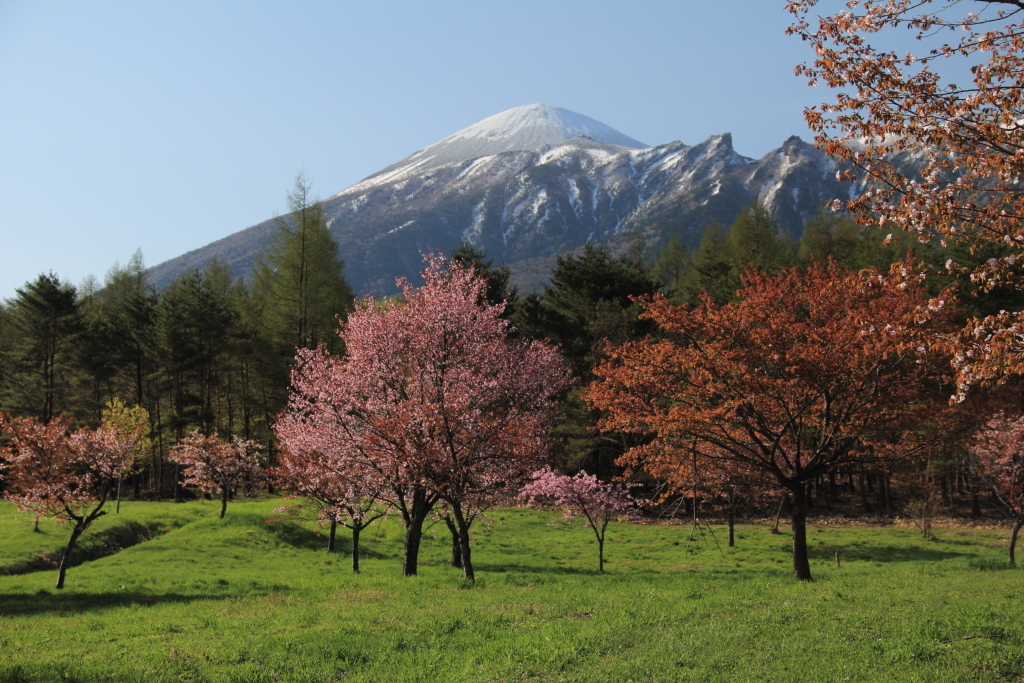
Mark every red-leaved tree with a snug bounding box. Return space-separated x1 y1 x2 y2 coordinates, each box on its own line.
519 467 639 572
168 432 264 518
280 254 571 579
971 412 1024 565
0 413 142 588
786 0 1024 396
586 260 963 580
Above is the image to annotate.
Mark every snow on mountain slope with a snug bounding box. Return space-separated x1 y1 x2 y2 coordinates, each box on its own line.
148 106 857 295
347 104 646 193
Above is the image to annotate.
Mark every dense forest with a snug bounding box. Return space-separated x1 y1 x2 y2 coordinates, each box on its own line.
2 184 1021 520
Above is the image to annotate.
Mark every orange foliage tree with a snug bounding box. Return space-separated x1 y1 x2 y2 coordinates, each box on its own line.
585 261 961 580
786 0 1024 396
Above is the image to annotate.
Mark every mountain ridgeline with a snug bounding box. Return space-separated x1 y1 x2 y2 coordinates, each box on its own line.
148 104 856 295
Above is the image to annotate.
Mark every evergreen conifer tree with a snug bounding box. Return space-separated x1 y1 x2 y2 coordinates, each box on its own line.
0 273 83 422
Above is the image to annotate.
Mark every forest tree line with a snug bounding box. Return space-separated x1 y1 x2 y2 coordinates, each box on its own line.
1 185 1021 515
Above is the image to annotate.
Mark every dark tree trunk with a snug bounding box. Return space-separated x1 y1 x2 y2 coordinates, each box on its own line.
55 502 108 590
970 479 982 518
883 473 892 515
728 507 735 548
1010 517 1022 567
351 525 361 573
859 472 873 513
596 527 606 572
327 520 337 553
939 475 951 506
56 523 85 589
401 490 434 576
444 516 462 568
219 488 228 519
789 484 813 581
451 504 474 581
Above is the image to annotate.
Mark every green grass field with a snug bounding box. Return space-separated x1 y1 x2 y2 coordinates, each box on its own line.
1 498 1021 682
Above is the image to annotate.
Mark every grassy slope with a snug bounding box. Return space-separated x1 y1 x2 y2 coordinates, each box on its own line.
0 499 1021 683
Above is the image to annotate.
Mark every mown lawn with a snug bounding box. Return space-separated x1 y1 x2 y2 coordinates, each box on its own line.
0 498 1021 682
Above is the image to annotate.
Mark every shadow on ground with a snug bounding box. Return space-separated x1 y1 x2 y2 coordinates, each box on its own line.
0 591 223 616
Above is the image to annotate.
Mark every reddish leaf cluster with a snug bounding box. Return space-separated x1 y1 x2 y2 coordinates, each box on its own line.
786 0 1024 392
167 431 264 518
0 413 142 588
1 414 140 526
585 260 963 579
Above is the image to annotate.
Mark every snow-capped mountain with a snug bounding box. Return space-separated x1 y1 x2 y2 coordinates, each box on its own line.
148 105 852 294
349 104 647 195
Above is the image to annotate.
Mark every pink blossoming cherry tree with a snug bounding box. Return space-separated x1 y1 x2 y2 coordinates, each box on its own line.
520 467 639 572
972 413 1024 565
278 254 571 580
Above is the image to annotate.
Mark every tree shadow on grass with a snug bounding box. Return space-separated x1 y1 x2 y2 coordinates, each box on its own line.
0 521 168 577
474 561 603 576
263 520 328 551
0 591 222 616
809 544 969 563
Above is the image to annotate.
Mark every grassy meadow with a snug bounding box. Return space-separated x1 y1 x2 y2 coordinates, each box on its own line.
0 498 1022 682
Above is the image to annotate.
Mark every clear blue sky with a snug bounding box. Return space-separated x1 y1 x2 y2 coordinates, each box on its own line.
0 0 821 298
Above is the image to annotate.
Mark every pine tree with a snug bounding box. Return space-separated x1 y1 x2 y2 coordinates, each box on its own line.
1 274 83 422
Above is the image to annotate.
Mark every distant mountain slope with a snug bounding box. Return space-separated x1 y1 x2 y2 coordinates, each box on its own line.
148 105 853 295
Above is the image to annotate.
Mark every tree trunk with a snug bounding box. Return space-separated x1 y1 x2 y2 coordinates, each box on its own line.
219 488 228 519
451 504 475 581
401 490 434 576
1010 517 1022 567
859 472 873 513
772 494 788 533
789 484 813 581
116 477 123 514
55 523 86 589
728 507 735 548
444 516 463 568
327 520 337 553
351 525 361 573
597 535 605 572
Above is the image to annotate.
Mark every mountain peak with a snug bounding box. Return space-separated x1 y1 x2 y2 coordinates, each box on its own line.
352 105 647 192
443 104 647 149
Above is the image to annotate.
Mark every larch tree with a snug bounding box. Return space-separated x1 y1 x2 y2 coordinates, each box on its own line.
100 398 152 513
281 255 571 579
971 412 1024 564
250 175 354 386
0 413 142 589
168 432 264 518
586 260 963 580
786 0 1024 397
